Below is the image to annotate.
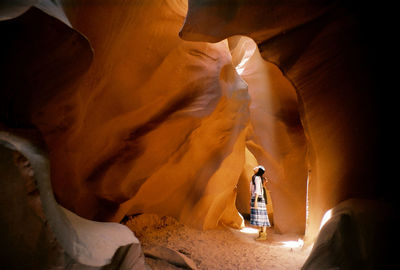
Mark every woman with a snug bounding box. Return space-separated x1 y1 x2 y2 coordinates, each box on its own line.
250 165 271 240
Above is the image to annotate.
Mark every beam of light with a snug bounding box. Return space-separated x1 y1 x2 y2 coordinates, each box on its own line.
281 239 304 248
234 39 257 75
239 227 260 234
319 209 333 229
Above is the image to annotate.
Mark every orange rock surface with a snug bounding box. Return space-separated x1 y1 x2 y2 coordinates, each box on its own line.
229 36 307 234
2 0 309 235
180 0 386 241
26 0 250 230
2 0 394 248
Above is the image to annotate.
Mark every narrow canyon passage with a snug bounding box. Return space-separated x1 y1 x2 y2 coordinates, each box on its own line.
1 0 397 269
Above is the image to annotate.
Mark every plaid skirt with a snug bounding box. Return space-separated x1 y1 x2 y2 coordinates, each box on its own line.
250 197 271 227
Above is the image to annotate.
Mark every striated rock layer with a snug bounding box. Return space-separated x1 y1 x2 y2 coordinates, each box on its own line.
179 0 389 241
2 1 397 268
24 0 250 229
1 0 309 235
228 36 307 234
3 0 394 252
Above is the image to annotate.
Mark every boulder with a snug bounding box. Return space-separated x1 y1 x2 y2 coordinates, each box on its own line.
0 130 146 269
143 245 198 270
302 199 399 269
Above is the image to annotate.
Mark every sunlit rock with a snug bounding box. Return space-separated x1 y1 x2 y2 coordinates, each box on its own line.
2 2 393 265
22 0 251 230
235 147 257 217
180 0 385 241
228 35 307 234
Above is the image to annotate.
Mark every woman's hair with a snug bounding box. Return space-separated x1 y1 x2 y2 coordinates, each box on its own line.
255 167 265 176
252 166 265 185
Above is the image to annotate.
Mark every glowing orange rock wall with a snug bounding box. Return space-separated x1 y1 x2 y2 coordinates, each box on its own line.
180 0 384 240
228 36 307 234
29 0 249 229
2 0 308 233
3 0 389 241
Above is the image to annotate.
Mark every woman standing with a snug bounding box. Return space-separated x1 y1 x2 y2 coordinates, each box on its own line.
250 165 271 240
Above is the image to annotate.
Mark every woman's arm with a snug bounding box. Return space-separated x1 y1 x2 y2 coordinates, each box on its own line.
254 176 262 195
262 176 269 189
253 176 262 208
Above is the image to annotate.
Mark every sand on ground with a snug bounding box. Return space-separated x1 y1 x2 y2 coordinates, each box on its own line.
123 214 312 270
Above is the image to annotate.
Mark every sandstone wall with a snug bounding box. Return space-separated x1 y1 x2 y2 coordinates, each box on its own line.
2 0 391 242
228 36 307 233
1 0 309 233
179 0 385 240
2 1 396 268
24 0 250 229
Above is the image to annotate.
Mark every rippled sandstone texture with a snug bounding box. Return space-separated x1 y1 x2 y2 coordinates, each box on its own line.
179 0 391 242
4 0 250 230
229 36 307 234
1 0 309 235
2 0 395 256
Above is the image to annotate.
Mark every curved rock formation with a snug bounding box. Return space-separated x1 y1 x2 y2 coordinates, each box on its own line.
2 4 396 269
228 36 307 234
9 0 250 230
302 199 398 270
1 0 309 236
0 130 146 269
179 0 389 242
0 0 93 128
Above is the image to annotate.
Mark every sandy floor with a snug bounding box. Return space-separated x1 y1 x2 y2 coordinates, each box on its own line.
124 214 312 270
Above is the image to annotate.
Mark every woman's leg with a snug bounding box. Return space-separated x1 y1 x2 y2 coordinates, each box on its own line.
256 227 267 240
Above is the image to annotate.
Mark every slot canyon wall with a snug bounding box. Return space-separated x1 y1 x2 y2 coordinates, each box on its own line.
1 0 308 235
229 36 307 234
179 0 396 243
3 0 250 230
1 0 398 268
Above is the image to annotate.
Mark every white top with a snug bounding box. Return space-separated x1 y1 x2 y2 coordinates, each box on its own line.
250 176 263 197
